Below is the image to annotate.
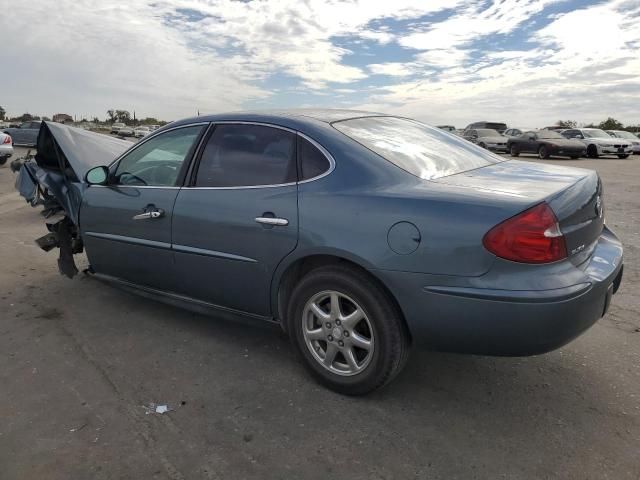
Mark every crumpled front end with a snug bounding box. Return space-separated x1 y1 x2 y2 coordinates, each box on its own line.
15 159 85 278
14 122 130 278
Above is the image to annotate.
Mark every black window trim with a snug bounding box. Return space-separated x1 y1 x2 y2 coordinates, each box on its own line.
185 121 336 190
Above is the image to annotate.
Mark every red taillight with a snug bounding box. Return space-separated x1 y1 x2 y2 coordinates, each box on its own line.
2 135 10 145
483 202 567 264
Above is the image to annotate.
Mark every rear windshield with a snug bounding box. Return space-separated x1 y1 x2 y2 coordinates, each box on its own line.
333 116 504 180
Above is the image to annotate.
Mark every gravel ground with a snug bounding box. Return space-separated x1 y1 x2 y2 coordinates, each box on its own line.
1 147 639 480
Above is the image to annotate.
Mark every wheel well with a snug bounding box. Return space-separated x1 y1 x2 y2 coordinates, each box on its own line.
276 255 410 340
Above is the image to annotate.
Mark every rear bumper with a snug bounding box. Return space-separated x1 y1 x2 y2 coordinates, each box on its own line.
377 227 623 356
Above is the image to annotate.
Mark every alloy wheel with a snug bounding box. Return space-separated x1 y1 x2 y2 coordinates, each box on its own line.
302 290 375 376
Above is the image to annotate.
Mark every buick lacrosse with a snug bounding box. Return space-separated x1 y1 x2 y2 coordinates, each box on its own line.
17 110 623 394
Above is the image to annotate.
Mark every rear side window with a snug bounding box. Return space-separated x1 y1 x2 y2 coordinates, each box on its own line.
333 116 503 180
195 124 296 187
298 136 330 180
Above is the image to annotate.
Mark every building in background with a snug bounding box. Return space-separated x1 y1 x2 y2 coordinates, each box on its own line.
52 113 73 124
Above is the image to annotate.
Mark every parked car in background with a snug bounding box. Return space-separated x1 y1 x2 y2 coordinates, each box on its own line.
507 130 586 159
0 131 13 164
118 126 135 137
562 128 632 159
2 121 41 147
437 125 456 132
110 122 126 134
15 112 624 394
134 126 151 138
464 121 508 134
606 130 640 155
149 125 161 131
503 128 522 137
463 128 508 152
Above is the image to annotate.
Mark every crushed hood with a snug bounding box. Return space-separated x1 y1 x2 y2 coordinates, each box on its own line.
36 122 131 181
17 123 132 225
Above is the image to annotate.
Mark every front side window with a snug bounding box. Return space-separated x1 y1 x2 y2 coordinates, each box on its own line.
333 116 504 180
195 124 296 187
114 125 204 186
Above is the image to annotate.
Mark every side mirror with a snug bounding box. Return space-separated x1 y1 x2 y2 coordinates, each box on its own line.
85 166 109 185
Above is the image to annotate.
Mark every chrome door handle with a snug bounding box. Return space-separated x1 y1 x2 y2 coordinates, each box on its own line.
133 209 164 220
255 217 288 226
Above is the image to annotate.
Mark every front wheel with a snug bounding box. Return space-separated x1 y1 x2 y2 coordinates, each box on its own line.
538 145 550 159
587 144 599 158
617 154 629 159
287 265 410 395
509 145 520 157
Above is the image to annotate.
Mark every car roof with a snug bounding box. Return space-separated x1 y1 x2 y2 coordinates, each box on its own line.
167 109 387 132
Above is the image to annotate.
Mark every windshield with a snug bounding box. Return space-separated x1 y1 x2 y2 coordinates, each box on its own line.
583 129 611 139
333 116 504 180
538 131 564 139
611 131 637 139
476 129 501 137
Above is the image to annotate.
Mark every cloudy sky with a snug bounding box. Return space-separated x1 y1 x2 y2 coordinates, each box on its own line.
1 0 639 127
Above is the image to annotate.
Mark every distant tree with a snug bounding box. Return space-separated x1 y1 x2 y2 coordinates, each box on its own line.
0 105 5 120
115 110 131 124
556 120 577 129
15 113 34 122
92 116 100 124
140 117 159 125
598 117 624 131
106 109 116 123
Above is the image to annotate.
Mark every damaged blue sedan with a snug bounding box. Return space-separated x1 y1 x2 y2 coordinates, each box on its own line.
16 110 623 394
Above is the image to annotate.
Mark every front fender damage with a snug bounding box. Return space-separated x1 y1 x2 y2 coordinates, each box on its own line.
16 161 83 278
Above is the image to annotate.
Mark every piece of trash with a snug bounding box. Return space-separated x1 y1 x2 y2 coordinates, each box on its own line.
142 402 174 415
69 423 87 432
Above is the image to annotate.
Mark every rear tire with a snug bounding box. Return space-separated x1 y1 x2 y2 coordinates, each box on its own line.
617 154 629 159
287 265 410 395
538 145 550 159
509 145 520 157
587 144 599 158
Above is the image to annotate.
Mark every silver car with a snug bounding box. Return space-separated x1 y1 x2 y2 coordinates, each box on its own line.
562 128 632 158
606 130 640 154
463 128 508 153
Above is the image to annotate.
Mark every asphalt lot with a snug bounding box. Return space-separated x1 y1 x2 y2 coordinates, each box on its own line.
1 147 639 479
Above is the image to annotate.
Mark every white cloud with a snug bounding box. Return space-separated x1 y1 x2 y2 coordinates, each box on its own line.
0 0 638 127
360 0 640 127
368 63 416 77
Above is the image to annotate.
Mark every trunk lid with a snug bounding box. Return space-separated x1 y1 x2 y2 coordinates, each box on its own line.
434 160 604 263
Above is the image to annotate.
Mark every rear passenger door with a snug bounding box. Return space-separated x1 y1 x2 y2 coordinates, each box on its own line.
171 123 299 316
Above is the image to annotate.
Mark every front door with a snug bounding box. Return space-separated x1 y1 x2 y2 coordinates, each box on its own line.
80 124 206 290
172 123 299 316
